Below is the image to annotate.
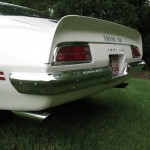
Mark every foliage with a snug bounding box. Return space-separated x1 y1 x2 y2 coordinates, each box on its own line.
139 5 150 70
50 0 143 28
128 0 147 6
139 6 150 44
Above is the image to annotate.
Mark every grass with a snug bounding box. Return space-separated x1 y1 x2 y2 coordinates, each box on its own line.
136 71 150 80
0 78 150 150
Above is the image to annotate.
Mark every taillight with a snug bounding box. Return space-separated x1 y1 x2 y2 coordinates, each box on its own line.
54 45 92 64
131 46 141 58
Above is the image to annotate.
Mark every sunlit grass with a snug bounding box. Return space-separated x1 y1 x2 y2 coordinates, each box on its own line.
0 78 150 150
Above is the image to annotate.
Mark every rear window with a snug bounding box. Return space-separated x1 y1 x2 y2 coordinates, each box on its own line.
0 3 49 19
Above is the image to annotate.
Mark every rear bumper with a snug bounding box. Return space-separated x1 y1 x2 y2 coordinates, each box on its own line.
10 60 145 96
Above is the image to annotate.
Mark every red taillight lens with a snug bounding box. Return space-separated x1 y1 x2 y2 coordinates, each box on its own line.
55 45 92 63
131 46 141 58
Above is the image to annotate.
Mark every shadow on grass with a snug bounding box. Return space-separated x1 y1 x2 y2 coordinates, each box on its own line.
0 111 14 124
0 87 149 150
0 92 142 128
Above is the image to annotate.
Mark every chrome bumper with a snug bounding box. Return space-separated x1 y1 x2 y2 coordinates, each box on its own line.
9 61 145 96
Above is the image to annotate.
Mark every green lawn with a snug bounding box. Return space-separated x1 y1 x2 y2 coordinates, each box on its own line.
0 78 150 150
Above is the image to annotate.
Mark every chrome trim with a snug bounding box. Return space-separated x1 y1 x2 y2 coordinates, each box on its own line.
53 60 92 66
9 60 145 96
12 111 50 121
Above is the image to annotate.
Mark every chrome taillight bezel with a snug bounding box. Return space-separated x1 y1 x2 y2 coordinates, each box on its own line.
52 43 92 66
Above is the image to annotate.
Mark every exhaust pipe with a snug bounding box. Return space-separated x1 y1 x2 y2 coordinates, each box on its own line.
12 111 51 121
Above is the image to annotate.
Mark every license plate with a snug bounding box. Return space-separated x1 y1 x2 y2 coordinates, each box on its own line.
109 55 119 76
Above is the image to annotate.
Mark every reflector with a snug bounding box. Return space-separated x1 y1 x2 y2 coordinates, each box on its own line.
0 71 5 80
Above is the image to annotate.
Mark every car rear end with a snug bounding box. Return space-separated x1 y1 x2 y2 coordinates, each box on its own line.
0 2 144 120
1 15 145 113
10 15 145 99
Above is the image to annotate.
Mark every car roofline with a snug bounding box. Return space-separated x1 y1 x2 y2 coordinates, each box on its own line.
0 2 31 10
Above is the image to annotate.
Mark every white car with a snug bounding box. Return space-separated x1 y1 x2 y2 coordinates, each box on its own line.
0 2 145 120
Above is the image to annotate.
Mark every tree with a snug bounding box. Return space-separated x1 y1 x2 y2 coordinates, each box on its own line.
21 0 49 11
139 6 150 44
51 0 141 28
128 0 146 6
